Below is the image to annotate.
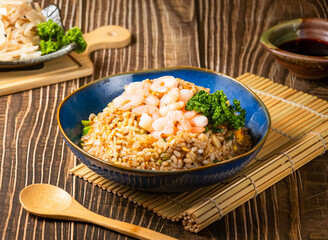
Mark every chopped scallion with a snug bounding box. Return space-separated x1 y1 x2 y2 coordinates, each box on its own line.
81 120 91 127
82 126 90 135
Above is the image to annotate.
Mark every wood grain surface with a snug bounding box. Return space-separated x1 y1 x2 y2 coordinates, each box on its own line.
1 0 328 239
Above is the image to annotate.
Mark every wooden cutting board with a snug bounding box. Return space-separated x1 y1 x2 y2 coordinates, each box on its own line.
0 25 131 96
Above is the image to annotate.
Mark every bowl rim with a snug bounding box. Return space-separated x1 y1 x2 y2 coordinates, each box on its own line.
57 66 271 175
260 18 328 62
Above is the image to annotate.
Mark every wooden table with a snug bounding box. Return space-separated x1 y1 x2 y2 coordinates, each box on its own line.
1 0 328 239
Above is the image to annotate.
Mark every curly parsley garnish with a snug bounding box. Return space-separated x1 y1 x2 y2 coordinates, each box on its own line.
37 19 87 55
185 90 246 130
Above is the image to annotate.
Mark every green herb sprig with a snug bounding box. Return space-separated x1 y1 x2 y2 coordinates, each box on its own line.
37 19 87 55
185 90 246 130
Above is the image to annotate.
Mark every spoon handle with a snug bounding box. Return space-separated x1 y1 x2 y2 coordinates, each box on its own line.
70 202 177 240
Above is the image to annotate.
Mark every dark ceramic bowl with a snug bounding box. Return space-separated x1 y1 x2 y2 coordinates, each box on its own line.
260 18 328 79
57 67 271 192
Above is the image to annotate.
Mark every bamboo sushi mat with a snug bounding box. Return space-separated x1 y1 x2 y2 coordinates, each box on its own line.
69 73 328 233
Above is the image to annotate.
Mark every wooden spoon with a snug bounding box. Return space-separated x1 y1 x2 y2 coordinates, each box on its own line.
19 184 177 240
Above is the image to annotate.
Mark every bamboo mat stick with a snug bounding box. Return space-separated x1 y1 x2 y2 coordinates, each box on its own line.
322 109 328 115
76 166 90 176
253 81 273 91
146 198 171 210
117 186 134 197
88 174 101 183
270 104 308 120
272 111 314 130
142 196 164 208
127 191 147 202
105 182 122 191
154 184 221 216
152 194 191 214
257 138 289 157
259 131 284 146
307 100 327 110
131 193 155 205
112 184 127 194
70 164 85 172
100 181 113 190
275 88 295 99
94 177 108 186
122 189 138 199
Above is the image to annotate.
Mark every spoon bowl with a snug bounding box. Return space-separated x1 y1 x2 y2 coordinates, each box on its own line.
20 184 72 215
20 184 176 240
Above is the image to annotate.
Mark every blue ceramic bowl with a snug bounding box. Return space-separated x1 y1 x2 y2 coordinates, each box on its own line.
57 67 271 192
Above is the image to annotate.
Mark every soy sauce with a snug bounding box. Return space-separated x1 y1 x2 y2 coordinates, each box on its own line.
278 39 328 56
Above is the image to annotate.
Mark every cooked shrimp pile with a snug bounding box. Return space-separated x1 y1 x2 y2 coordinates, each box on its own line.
0 0 46 61
112 76 208 139
81 77 252 171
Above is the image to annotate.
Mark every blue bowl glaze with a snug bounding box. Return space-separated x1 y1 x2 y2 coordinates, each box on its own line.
57 67 271 192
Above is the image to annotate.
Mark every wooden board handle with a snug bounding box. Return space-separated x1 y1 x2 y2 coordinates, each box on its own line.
83 25 131 54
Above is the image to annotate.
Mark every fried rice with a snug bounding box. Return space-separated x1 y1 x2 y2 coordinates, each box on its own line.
81 77 252 171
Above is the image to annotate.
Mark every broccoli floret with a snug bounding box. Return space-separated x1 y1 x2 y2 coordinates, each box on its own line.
37 19 64 55
62 27 87 53
185 90 246 130
37 20 87 55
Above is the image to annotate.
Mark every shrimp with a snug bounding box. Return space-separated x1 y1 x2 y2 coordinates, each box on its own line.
159 101 185 116
150 131 163 140
167 110 184 122
184 110 197 119
112 94 143 110
125 82 143 95
139 113 154 132
176 121 192 131
152 117 174 132
132 105 159 116
152 111 161 120
190 115 208 127
151 117 175 138
178 89 194 103
150 76 178 93
144 95 160 106
167 110 192 131
125 81 151 96
190 127 206 133
160 87 180 107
